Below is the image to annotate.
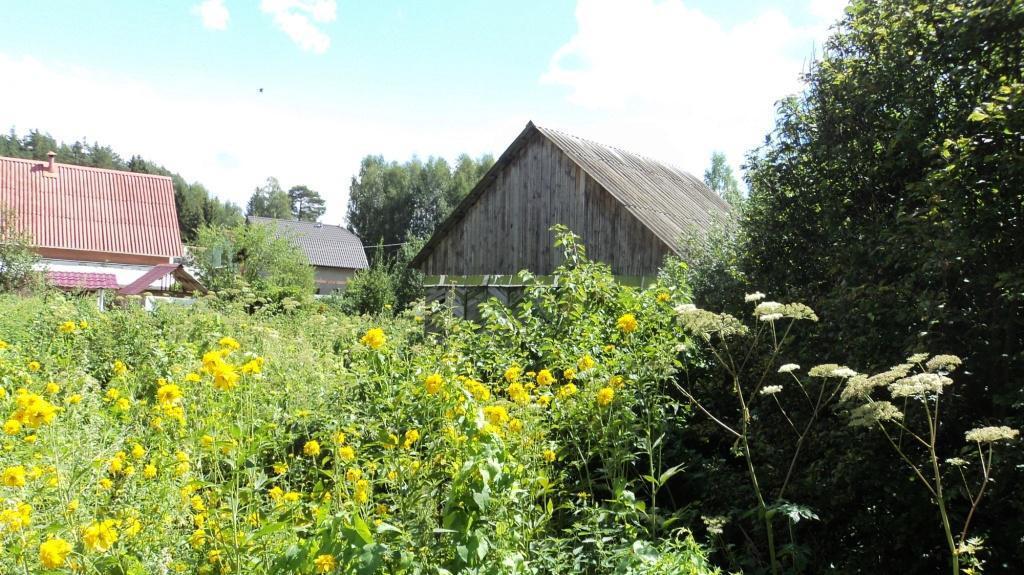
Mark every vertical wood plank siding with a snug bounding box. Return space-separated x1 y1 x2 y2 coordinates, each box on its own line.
418 132 672 276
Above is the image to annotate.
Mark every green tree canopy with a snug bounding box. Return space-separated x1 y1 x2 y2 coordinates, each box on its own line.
703 151 743 209
735 0 1024 570
246 177 293 219
287 185 326 221
346 153 493 261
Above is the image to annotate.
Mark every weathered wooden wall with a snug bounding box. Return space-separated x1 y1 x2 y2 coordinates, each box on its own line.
417 132 671 276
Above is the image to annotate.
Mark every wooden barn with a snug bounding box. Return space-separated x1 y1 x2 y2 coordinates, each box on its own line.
411 122 730 315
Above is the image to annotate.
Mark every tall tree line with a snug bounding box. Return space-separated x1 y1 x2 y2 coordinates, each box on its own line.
345 154 494 262
0 129 243 242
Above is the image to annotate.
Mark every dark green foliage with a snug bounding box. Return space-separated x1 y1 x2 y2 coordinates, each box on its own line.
703 152 743 210
189 223 316 298
345 153 493 261
0 129 243 242
246 177 294 219
681 0 1024 571
287 185 327 221
0 205 43 293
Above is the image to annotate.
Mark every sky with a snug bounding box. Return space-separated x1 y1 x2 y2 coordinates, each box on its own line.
0 0 848 225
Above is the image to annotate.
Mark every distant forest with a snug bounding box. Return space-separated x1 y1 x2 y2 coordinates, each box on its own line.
1 129 243 242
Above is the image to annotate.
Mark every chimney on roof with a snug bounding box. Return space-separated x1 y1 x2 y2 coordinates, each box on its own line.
46 151 57 174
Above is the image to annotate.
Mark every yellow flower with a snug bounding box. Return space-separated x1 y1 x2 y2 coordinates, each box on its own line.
563 368 577 380
596 387 615 407
201 434 214 448
108 452 126 475
113 360 128 376
67 498 80 512
360 328 386 350
218 336 241 350
536 369 555 386
346 467 363 482
39 537 73 568
537 395 553 407
268 486 284 502
338 446 355 461
59 321 77 334
12 391 57 428
116 398 131 411
28 360 41 372
131 443 146 459
78 320 89 329
507 382 530 405
273 462 288 475
609 375 625 388
0 340 8 350
465 379 491 401
211 360 239 391
156 383 183 406
402 429 420 449
189 528 207 549
105 388 120 402
314 554 337 573
0 502 31 531
424 373 444 395
508 418 524 433
98 478 113 490
45 382 61 395
577 355 596 371
2 465 26 487
3 419 21 435
184 372 201 383
483 405 510 426
241 357 264 375
333 431 347 445
283 491 301 503
143 464 157 479
616 313 638 333
303 440 321 457
543 449 556 463
503 365 522 383
557 383 578 399
67 393 82 405
657 291 671 303
82 519 119 552
354 479 371 504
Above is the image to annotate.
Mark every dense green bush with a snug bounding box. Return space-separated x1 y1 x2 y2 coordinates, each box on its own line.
680 0 1024 571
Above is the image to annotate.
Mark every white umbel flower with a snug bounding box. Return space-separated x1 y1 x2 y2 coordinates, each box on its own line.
744 292 766 302
778 364 800 373
759 385 783 396
964 426 1019 443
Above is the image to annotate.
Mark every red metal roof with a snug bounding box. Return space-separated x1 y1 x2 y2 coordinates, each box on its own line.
0 156 183 258
47 271 120 290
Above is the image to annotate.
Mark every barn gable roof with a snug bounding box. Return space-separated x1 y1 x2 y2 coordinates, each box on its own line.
411 121 729 268
0 155 183 258
247 216 369 270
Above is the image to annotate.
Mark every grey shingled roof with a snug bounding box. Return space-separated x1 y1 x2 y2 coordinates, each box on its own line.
412 122 730 267
534 125 730 250
247 216 368 270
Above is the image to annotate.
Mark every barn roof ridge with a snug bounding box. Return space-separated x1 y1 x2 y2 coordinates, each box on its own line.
410 121 730 268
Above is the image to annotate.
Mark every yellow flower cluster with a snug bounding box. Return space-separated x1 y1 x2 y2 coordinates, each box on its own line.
10 389 58 428
360 328 386 349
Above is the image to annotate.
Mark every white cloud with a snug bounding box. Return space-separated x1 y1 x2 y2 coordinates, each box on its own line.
260 0 337 54
194 0 230 31
542 0 847 182
0 53 519 225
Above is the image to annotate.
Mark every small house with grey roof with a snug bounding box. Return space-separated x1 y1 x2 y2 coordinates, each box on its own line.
247 216 368 294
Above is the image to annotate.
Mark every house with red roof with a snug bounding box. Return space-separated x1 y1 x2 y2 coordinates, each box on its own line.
0 152 203 295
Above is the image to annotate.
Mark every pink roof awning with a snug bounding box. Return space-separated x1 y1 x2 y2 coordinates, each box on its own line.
47 271 119 290
117 263 205 295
